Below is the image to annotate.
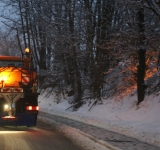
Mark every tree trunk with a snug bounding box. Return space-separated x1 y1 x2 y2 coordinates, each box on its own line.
68 0 82 104
137 7 146 105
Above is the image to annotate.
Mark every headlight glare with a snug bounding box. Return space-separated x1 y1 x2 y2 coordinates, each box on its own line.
4 104 9 109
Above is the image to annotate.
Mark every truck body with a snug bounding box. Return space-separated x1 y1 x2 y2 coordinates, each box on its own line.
0 55 39 126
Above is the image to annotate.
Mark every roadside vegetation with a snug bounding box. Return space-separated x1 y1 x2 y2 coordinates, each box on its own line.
0 0 160 110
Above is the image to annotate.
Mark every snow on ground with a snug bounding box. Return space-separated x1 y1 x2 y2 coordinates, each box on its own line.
38 88 160 148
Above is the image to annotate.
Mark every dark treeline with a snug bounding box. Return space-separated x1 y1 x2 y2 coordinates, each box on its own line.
0 0 160 108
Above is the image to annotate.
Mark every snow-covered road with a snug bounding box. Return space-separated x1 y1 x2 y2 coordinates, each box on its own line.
38 114 121 150
39 111 160 150
0 122 81 150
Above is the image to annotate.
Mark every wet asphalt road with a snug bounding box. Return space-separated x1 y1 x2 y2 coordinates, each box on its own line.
0 120 81 150
39 111 160 150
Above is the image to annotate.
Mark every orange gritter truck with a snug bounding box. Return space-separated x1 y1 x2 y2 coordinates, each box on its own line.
0 48 39 126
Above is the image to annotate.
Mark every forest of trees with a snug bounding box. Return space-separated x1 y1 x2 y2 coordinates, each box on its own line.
0 0 160 108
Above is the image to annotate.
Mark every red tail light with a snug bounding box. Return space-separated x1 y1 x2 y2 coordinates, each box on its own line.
36 106 39 110
26 106 39 111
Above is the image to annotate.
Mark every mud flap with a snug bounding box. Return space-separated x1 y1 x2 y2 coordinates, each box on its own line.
0 113 37 126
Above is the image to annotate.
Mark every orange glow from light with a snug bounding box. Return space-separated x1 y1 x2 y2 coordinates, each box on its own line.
25 48 29 53
145 68 157 80
2 116 16 119
2 116 18 121
0 76 7 82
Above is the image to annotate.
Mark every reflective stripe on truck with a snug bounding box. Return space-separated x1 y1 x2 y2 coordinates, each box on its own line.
22 73 30 85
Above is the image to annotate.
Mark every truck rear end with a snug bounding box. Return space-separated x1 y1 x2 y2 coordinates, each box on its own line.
0 55 39 126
